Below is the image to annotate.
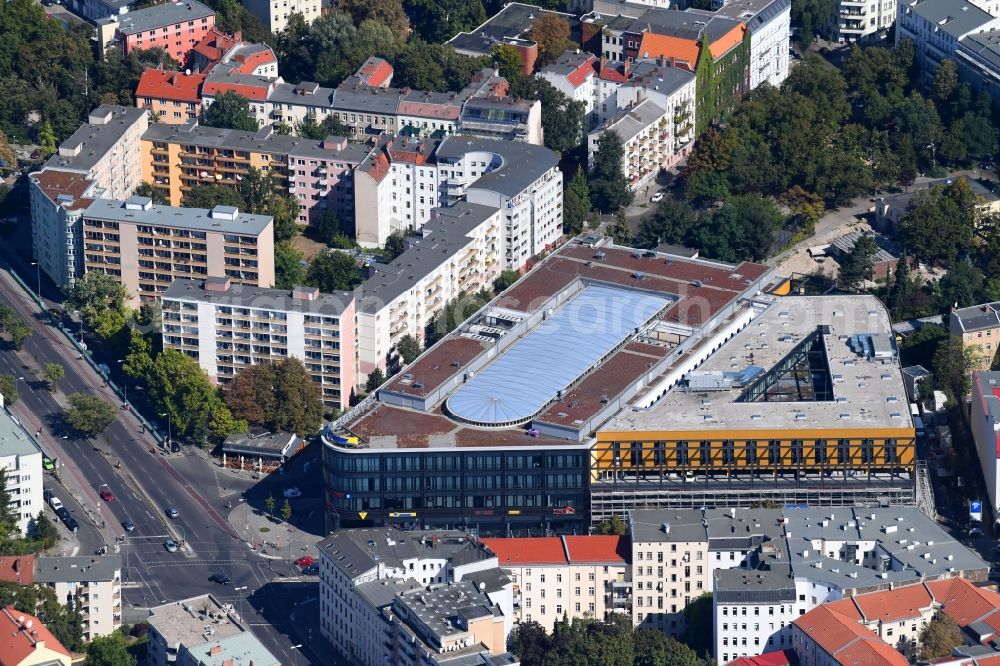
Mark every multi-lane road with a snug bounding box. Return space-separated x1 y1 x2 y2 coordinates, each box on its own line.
0 261 321 664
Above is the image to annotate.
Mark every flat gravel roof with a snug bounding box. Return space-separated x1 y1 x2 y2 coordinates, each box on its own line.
445 284 670 425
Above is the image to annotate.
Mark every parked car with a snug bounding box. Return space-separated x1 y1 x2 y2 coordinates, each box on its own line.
122 519 135 532
208 573 231 585
650 191 665 203
163 539 179 553
301 565 319 576
294 555 314 567
99 485 113 502
42 457 54 471
166 506 179 519
283 487 301 498
48 496 64 512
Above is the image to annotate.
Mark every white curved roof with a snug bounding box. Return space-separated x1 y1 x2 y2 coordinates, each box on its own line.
446 284 670 425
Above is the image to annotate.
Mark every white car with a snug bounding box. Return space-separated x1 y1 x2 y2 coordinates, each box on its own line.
650 191 665 203
283 487 302 498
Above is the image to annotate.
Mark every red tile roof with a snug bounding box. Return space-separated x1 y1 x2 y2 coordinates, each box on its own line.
191 27 238 64
356 56 394 88
136 68 205 103
834 639 907 666
0 605 70 666
598 58 627 82
563 536 626 564
566 54 597 88
725 650 796 666
852 583 933 623
481 537 567 565
0 557 33 585
928 577 1000 628
793 605 873 656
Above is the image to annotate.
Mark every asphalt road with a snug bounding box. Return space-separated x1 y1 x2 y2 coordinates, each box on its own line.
0 262 321 665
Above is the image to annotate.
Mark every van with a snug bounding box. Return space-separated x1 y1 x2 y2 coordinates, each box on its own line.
48 496 63 512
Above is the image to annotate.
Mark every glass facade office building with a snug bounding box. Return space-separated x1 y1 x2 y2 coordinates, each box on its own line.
322 442 590 535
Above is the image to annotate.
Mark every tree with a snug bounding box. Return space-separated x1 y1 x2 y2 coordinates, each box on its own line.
634 629 702 666
294 113 352 139
182 183 244 210
44 363 63 391
682 594 713 656
637 200 699 249
275 242 306 289
920 610 964 660
563 167 591 236
0 583 82 651
204 91 259 131
132 182 168 205
280 498 293 523
507 621 550 665
899 181 977 266
508 76 585 154
86 632 136 666
38 122 57 156
64 393 116 437
224 358 324 436
493 269 520 292
837 233 878 292
933 338 980 401
64 271 128 332
265 494 276 518
594 515 626 535
306 251 362 292
0 375 17 405
396 334 422 365
526 14 575 67
936 261 984 310
339 0 409 40
694 195 783 262
384 231 407 260
313 210 350 247
790 0 835 46
0 470 18 543
590 132 633 213
609 209 631 245
493 43 523 80
403 0 486 44
366 367 386 393
0 130 16 173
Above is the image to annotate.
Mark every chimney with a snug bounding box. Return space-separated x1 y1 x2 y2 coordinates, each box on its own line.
292 286 319 301
211 646 222 656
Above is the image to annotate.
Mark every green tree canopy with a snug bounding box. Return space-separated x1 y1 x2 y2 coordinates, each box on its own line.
920 611 964 660
85 632 136 666
223 358 324 436
563 167 592 236
65 272 128 326
509 76 585 154
306 251 362 292
274 242 306 289
65 392 117 437
384 231 407 261
402 0 486 44
837 233 879 292
294 113 352 139
395 334 422 364
590 131 633 213
204 91 259 131
899 180 978 267
493 269 520 293
366 367 386 393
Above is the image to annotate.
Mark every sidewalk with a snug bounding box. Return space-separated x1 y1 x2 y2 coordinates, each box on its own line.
227 499 323 564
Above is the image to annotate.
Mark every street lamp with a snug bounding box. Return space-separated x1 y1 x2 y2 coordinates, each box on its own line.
13 376 25 411
29 261 41 307
233 586 248 620
290 644 303 666
74 311 84 346
117 359 128 406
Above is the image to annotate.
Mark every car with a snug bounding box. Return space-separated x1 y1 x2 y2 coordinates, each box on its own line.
99 485 113 502
283 487 302 498
642 251 656 258
163 539 179 553
650 191 665 203
42 457 54 471
968 526 985 537
208 573 231 585
121 519 135 532
294 555 314 567
982 162 995 170
301 564 319 576
48 496 63 512
166 506 179 519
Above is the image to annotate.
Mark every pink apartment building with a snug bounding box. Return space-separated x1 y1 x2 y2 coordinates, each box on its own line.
112 0 216 65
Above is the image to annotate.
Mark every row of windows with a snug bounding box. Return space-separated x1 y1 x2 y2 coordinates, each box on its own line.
326 452 586 473
601 439 908 466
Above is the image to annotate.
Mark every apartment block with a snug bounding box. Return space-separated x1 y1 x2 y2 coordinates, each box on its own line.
189 28 278 77
587 63 696 190
480 536 628 632
0 406 43 537
833 0 896 42
242 0 320 34
356 202 502 378
161 278 357 409
951 301 1000 370
712 0 790 87
34 556 122 641
82 197 275 305
146 594 278 666
141 122 367 224
317 529 517 666
30 105 149 288
65 0 130 22
537 51 599 119
896 0 1000 79
99 0 216 65
972 371 1000 523
136 69 206 124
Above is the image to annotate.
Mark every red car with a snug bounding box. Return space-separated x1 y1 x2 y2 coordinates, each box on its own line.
99 485 113 502
294 555 314 567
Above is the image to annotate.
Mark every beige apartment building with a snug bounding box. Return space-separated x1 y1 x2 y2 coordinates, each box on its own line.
951 301 1000 371
34 556 122 641
481 536 628 632
82 197 274 305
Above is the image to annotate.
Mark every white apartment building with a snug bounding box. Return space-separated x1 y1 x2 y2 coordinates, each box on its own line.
34 556 122 641
971 371 1000 522
29 105 148 288
161 277 357 410
242 0 320 33
147 594 279 666
537 51 599 119
354 136 562 271
896 0 1000 78
481 536 628 632
588 65 696 191
317 529 517 666
833 0 896 42
712 0 791 87
356 202 503 379
0 405 43 536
